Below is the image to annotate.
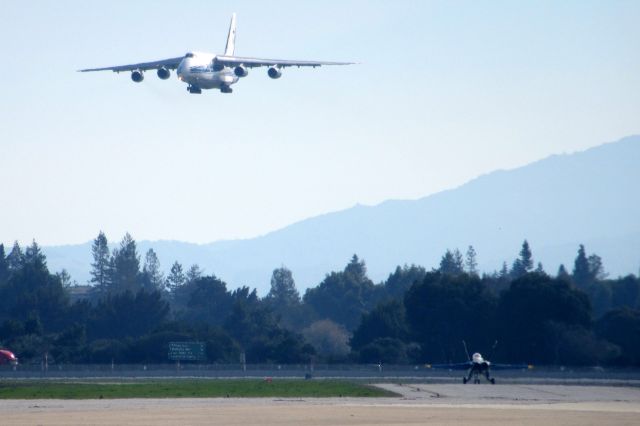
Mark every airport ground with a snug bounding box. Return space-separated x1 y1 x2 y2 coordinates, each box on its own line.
1 381 639 425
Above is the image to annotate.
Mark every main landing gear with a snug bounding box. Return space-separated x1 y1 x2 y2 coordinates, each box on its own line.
187 85 202 94
463 372 496 384
220 85 233 94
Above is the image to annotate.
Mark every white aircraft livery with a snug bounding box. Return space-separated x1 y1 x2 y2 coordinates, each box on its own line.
80 13 354 94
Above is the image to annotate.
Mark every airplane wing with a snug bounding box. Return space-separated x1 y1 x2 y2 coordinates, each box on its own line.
78 56 184 73
427 362 472 370
490 363 533 370
214 55 355 68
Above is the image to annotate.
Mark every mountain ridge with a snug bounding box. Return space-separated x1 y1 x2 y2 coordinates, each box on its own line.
42 135 640 293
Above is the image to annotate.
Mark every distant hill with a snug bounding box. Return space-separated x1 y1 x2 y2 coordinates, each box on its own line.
44 136 640 294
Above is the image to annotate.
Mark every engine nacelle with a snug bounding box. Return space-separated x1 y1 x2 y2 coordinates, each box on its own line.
212 61 224 72
267 67 282 79
234 65 248 77
157 67 170 80
131 70 144 83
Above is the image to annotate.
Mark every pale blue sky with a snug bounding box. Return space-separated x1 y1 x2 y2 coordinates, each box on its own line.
1 0 639 246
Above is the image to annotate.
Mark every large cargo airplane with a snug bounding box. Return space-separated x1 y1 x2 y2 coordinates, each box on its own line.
80 13 354 94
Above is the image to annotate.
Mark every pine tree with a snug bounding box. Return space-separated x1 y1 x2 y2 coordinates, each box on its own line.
111 233 141 294
499 261 509 280
587 254 607 281
166 261 186 293
465 245 478 275
573 244 590 287
511 240 534 278
0 244 8 282
344 254 368 283
453 249 464 272
24 240 47 270
90 231 111 293
56 269 73 287
185 264 203 284
6 241 24 271
557 264 570 281
439 249 464 275
142 248 164 291
266 267 300 305
535 262 545 274
520 240 534 272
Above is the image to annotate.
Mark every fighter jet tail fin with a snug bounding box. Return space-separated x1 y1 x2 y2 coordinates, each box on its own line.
462 340 471 361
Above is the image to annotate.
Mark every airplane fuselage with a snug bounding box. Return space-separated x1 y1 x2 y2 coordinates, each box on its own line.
465 361 494 384
176 53 239 91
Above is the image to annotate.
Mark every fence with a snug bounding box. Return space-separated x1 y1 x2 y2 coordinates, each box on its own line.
1 363 639 384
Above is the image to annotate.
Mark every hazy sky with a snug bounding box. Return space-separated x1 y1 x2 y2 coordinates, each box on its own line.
1 0 639 246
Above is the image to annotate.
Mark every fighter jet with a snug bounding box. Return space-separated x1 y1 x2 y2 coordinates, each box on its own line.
79 13 354 94
427 341 532 384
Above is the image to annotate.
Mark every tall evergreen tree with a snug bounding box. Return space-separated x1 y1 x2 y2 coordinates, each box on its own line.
0 244 8 282
573 244 591 287
266 267 300 305
185 264 203 284
499 261 509 280
465 245 478 275
520 240 534 271
166 261 186 293
557 264 570 281
111 233 141 294
511 240 534 278
439 249 464 275
89 231 111 293
56 269 73 287
6 241 24 271
142 248 164 291
453 249 464 272
588 254 607 281
344 254 368 284
24 240 47 269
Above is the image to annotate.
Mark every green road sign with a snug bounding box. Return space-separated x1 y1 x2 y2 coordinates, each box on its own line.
168 341 206 361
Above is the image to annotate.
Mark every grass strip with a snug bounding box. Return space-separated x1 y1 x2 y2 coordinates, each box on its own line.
0 379 396 399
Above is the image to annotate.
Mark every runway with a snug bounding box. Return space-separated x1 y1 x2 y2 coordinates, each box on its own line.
1 384 639 425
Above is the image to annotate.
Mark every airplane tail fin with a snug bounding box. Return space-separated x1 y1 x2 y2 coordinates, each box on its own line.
224 13 237 56
462 340 471 361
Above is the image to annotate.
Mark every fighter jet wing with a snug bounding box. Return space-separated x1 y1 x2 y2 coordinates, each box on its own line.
78 56 184 73
490 363 533 370
214 55 355 68
426 362 472 370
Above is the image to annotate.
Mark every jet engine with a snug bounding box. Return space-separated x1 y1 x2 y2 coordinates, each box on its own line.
212 61 224 72
157 67 171 80
131 70 144 83
267 67 282 79
234 65 248 77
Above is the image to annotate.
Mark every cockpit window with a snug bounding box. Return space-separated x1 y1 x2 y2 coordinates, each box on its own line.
185 53 194 58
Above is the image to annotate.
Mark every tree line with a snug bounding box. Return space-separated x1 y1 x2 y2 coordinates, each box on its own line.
0 233 638 366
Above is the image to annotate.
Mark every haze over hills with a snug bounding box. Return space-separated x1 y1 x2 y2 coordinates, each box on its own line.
43 136 640 294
